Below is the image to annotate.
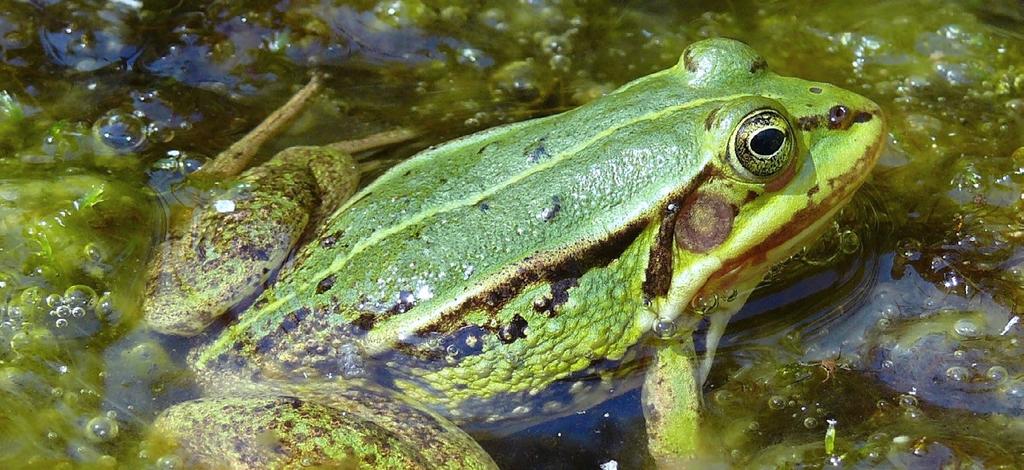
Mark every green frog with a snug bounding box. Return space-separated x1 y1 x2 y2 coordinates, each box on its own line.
142 38 885 468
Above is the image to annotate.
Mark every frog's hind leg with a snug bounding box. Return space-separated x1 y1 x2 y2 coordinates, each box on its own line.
150 389 497 470
143 146 348 337
326 127 419 155
143 81 412 336
306 128 420 220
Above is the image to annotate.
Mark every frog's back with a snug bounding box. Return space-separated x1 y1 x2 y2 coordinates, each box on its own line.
232 72 713 343
199 39 778 379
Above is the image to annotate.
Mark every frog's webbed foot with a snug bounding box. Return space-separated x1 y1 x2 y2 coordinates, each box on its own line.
150 388 497 469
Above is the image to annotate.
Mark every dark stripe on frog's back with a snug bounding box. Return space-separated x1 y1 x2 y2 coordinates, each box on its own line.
205 74 731 362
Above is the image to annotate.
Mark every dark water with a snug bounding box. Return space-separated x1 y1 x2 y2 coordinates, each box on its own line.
0 0 1022 468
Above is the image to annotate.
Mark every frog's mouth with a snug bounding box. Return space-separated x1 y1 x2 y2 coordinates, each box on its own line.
696 190 852 301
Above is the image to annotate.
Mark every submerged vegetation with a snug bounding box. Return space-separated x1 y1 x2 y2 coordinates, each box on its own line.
0 0 1021 468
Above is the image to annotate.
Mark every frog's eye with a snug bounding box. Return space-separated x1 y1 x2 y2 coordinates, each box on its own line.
729 109 794 179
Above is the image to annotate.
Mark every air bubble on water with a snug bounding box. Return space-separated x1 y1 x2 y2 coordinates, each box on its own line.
94 111 147 153
97 294 115 319
84 243 104 262
549 54 572 73
85 416 119 442
145 121 175 143
690 293 719 314
54 318 68 328
944 366 969 382
156 455 184 470
986 366 1008 384
65 285 98 306
898 394 918 408
45 294 62 308
952 318 981 338
803 417 818 429
540 34 572 56
839 230 860 254
490 60 544 103
653 320 677 338
768 395 786 410
903 406 923 420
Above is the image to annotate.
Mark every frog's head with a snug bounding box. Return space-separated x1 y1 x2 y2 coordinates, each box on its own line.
656 38 885 324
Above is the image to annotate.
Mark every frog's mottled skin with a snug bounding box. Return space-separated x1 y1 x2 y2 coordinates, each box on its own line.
144 147 358 336
148 39 885 468
154 386 495 469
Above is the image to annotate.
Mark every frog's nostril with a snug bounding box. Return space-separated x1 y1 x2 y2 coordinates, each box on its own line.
826 105 874 130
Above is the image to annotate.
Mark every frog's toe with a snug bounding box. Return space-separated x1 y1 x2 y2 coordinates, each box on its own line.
151 394 497 469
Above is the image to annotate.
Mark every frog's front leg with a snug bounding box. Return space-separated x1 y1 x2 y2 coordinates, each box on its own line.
143 145 360 336
643 279 759 466
642 338 702 466
150 387 498 469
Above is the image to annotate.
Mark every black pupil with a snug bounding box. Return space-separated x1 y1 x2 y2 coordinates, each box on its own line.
750 128 785 156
